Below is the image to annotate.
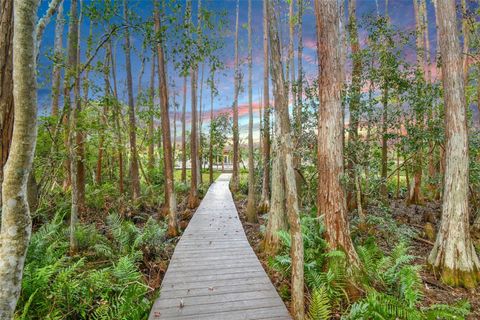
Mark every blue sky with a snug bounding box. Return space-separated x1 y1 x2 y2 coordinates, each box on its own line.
36 0 436 137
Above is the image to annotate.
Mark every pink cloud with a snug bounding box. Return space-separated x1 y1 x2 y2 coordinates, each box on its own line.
304 38 316 50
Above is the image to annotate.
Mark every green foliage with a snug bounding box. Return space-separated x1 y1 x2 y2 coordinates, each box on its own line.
270 213 470 319
344 240 470 319
307 286 331 320
15 213 166 319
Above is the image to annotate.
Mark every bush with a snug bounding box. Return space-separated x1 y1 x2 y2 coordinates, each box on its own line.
269 212 471 320
16 213 166 319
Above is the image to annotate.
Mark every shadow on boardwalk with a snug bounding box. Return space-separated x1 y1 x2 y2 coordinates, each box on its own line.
149 173 291 320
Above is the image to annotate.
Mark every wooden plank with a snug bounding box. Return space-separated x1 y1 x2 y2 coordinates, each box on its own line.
149 173 291 319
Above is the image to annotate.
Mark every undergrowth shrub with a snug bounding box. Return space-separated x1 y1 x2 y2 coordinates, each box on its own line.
269 212 471 320
16 212 166 320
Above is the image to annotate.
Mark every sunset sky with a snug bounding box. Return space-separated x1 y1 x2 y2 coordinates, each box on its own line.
36 0 438 139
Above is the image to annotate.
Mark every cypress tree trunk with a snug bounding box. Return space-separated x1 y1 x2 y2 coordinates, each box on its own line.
315 0 361 269
408 0 424 205
0 0 14 209
123 0 141 200
231 0 240 193
428 0 480 288
187 0 200 208
148 55 156 172
258 0 271 213
246 0 256 223
75 3 85 213
109 41 124 194
347 0 362 211
0 0 39 316
209 70 215 184
155 4 178 236
181 76 187 183
51 0 64 117
64 0 80 253
96 48 110 185
268 1 304 318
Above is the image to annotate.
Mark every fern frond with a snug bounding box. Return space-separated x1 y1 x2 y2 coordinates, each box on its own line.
308 286 331 320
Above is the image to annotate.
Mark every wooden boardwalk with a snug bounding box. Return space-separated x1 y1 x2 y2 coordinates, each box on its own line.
149 173 291 320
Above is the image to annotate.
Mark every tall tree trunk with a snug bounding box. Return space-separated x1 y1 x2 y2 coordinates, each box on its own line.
155 4 178 237
315 0 361 269
294 0 303 159
461 0 469 85
258 0 270 213
264 121 287 255
64 0 80 253
231 0 240 193
124 0 141 200
75 3 85 213
423 0 436 195
428 0 480 288
209 70 215 184
188 69 199 208
408 0 425 206
0 0 39 316
380 85 389 200
0 0 14 209
198 63 204 185
246 0 256 223
288 0 295 106
268 1 304 318
173 89 177 161
181 76 187 183
187 0 200 208
96 47 110 185
148 55 156 172
51 0 64 117
110 41 124 194
347 0 362 211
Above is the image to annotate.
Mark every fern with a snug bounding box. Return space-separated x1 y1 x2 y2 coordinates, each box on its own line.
308 286 331 320
16 215 162 319
422 300 470 320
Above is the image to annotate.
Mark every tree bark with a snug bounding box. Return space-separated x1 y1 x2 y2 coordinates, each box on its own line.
123 0 140 200
148 54 155 172
461 0 469 85
347 0 362 211
258 0 270 214
187 0 200 208
264 121 287 255
188 69 199 208
0 0 39 317
246 0 256 223
51 0 64 117
408 0 424 205
155 4 178 237
75 3 85 213
0 0 14 209
428 0 480 288
63 0 80 253
181 76 187 183
96 47 111 185
315 0 361 269
231 0 240 193
109 41 124 194
288 0 295 107
198 63 204 185
209 70 215 184
268 1 304 318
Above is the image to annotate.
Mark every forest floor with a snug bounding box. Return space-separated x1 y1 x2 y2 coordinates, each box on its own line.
233 195 480 319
